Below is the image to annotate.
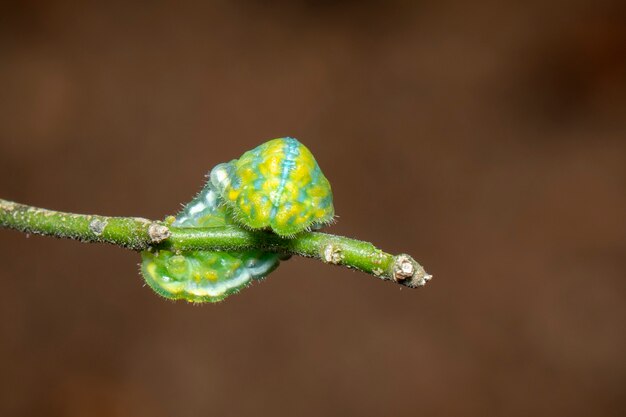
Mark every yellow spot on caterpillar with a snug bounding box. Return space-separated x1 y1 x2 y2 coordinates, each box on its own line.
147 262 159 279
314 209 327 219
307 185 328 198
239 167 255 183
204 271 218 281
228 189 239 202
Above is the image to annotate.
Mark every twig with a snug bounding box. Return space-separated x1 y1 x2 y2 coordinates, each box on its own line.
0 198 432 288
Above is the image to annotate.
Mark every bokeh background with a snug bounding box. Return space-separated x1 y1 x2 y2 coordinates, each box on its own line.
1 1 624 416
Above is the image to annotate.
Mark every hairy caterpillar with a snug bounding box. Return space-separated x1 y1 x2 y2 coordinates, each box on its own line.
140 137 334 303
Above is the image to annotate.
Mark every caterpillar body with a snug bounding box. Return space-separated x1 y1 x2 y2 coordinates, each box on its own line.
141 184 281 303
210 137 334 237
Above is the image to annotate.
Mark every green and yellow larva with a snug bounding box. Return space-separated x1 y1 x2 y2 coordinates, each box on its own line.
140 137 335 303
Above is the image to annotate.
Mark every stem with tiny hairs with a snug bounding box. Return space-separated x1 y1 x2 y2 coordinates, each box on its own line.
0 198 431 288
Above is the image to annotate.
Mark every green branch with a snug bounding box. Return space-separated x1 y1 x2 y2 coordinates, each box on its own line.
0 198 432 288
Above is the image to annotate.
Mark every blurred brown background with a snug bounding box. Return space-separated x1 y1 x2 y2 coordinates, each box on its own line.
1 1 625 416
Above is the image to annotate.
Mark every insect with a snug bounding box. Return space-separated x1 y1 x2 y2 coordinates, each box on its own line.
140 183 281 303
140 137 334 303
210 137 334 237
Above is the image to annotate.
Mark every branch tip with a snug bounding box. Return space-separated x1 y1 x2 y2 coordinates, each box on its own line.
392 254 432 288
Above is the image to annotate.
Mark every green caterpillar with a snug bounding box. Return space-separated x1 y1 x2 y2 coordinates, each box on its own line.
140 137 334 303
